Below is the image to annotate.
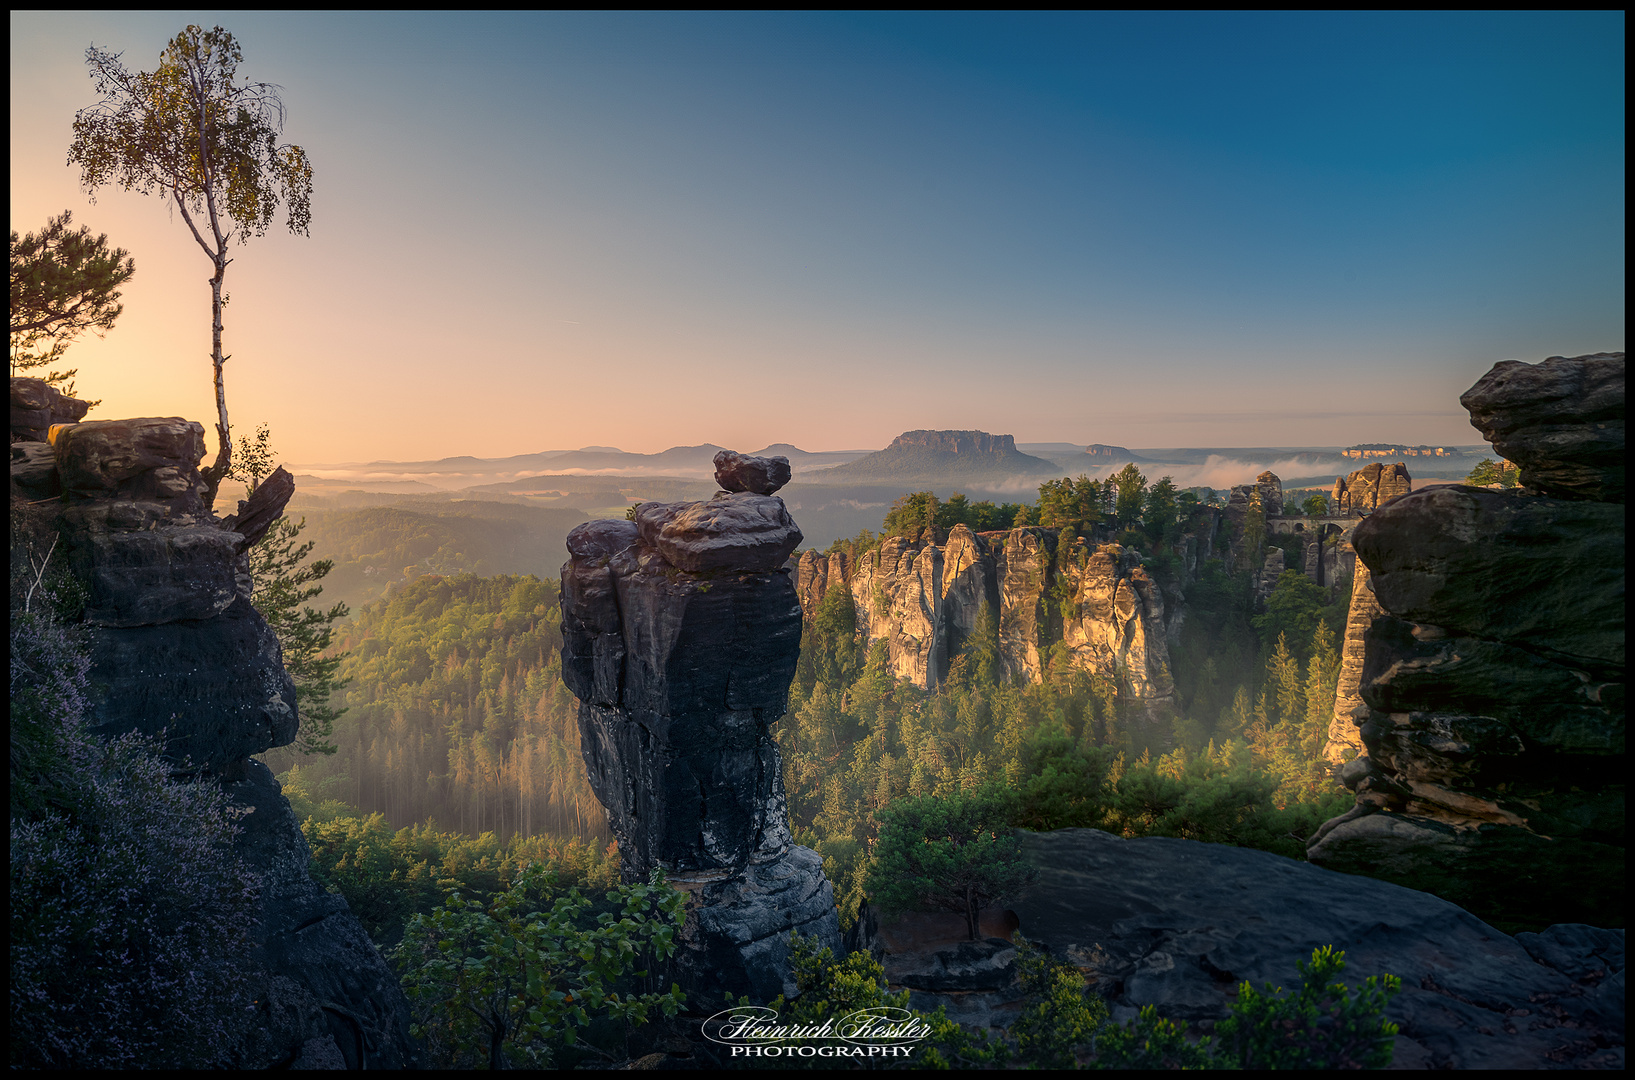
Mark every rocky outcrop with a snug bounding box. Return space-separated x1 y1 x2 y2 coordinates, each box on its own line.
1332 461 1412 515
560 460 842 1007
10 394 414 1067
1254 545 1285 604
798 528 1177 726
1226 470 1283 522
1309 355 1625 933
876 828 1621 1069
1460 352 1624 503
712 449 792 495
1321 559 1383 763
10 375 89 442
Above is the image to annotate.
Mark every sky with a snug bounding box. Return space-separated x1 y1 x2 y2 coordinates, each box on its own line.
10 11 1625 464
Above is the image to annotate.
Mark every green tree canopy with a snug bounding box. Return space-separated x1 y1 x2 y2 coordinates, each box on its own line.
1466 458 1519 488
69 25 313 505
1301 492 1330 518
1111 463 1148 527
867 786 1037 940
1036 475 1101 534
882 491 939 538
9 210 135 398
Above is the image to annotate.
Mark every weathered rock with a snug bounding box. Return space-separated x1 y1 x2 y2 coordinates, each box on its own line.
713 449 791 495
998 528 1054 683
32 406 416 1067
1007 828 1622 1069
10 376 90 442
1255 545 1285 604
222 465 297 550
225 761 414 1068
1460 353 1625 502
1351 485 1623 675
10 440 58 499
85 594 298 771
52 417 210 515
560 510 842 1006
1058 543 1177 727
633 492 803 572
1323 561 1385 762
1332 461 1412 515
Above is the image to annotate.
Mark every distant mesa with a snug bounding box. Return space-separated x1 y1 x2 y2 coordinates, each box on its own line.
1345 443 1456 459
810 429 1059 483
577 445 622 453
1083 443 1138 461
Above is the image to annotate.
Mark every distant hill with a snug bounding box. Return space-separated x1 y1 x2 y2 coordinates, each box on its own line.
807 430 1059 484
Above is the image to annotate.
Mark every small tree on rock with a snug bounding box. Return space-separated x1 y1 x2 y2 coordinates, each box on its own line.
9 210 135 399
867 786 1036 941
69 25 313 507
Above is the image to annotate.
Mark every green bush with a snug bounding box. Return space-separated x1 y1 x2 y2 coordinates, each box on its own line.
1213 945 1401 1069
393 864 685 1069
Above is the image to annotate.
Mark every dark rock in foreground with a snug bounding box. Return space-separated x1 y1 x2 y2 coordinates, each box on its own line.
862 828 1623 1069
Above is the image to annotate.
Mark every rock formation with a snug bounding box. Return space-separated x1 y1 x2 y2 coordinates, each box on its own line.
560 455 842 1006
1331 460 1412 515
712 448 791 495
1254 545 1285 605
1309 353 1625 932
856 828 1623 1069
797 527 1177 727
10 395 415 1067
1226 469 1283 522
1321 559 1383 763
10 376 89 442
812 428 1059 483
1460 352 1624 503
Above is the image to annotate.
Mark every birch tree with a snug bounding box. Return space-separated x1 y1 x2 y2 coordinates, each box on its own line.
68 25 312 506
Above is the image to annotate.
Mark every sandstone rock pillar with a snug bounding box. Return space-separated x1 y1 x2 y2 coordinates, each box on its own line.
560 455 842 1005
1321 559 1382 763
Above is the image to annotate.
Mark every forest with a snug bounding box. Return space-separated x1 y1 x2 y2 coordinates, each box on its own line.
269 465 1355 933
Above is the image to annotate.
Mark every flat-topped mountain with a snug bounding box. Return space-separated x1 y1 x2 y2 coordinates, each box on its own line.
809 429 1059 483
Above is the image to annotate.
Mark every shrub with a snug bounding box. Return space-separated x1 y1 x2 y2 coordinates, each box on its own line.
1213 945 1401 1069
394 864 686 1069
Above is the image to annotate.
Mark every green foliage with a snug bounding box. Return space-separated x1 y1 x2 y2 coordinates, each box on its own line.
867 787 1037 940
1213 945 1401 1069
1301 492 1330 518
883 491 941 538
1252 571 1329 666
1111 463 1148 528
1035 475 1102 534
251 514 349 755
1009 936 1109 1068
9 209 134 397
1466 458 1519 488
394 864 685 1069
1010 736 1116 831
935 491 1023 532
226 421 278 492
1141 476 1180 548
1093 1005 1220 1069
287 781 618 947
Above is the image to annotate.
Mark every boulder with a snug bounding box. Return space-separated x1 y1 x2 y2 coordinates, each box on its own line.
1459 353 1625 502
52 417 210 515
633 492 803 572
10 376 90 442
1008 828 1622 1069
713 449 792 495
10 440 58 499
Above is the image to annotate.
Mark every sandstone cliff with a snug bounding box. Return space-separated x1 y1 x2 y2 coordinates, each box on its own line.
811 428 1060 483
10 393 414 1068
797 525 1178 728
1309 353 1625 932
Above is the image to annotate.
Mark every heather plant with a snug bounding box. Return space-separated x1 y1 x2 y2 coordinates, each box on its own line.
10 591 261 1068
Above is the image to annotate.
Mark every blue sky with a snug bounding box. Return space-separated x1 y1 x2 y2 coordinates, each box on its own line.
10 12 1624 462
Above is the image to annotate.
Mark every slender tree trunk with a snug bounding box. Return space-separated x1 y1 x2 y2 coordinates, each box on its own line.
201 251 231 507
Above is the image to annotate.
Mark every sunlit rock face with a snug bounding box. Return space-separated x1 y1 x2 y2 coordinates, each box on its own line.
10 391 414 1068
560 465 842 1006
798 527 1178 731
1331 461 1412 515
1309 354 1626 932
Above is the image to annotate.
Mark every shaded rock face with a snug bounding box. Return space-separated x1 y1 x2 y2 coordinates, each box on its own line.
1310 355 1625 933
10 376 89 442
1460 352 1624 503
797 529 1177 727
560 486 842 1006
10 395 413 1068
1331 461 1412 515
982 829 1621 1069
